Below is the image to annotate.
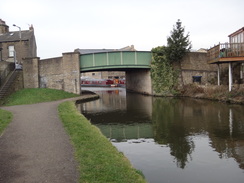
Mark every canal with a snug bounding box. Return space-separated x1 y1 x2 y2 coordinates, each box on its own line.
77 87 244 183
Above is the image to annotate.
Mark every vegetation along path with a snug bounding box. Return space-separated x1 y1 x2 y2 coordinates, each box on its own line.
0 95 95 183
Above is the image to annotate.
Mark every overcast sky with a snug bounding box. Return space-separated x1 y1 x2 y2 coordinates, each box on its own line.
1 0 243 59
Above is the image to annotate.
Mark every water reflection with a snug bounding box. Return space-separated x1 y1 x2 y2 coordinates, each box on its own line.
78 87 244 183
152 97 244 169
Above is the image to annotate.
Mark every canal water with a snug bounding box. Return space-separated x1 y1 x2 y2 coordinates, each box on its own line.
77 87 244 183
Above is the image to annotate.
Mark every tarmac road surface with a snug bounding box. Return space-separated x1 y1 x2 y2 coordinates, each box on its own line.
0 96 96 183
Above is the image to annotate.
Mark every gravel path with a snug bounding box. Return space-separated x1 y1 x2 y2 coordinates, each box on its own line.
0 96 95 183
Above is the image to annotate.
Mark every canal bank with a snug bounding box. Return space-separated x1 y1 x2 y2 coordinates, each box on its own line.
179 84 244 105
150 84 244 105
0 89 146 183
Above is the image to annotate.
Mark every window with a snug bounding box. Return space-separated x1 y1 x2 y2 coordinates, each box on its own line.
8 46 14 57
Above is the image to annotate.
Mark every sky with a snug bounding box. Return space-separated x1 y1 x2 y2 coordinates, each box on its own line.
0 0 243 59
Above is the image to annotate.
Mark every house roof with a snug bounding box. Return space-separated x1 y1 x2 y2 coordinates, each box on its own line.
0 30 34 42
74 45 136 54
228 27 244 37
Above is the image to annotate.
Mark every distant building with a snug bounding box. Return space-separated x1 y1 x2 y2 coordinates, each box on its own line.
75 45 136 80
196 48 208 53
0 19 37 66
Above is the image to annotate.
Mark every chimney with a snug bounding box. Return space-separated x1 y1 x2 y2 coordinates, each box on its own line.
0 19 9 34
29 24 34 31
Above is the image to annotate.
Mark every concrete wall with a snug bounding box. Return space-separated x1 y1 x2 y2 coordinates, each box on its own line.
126 69 152 95
22 52 81 94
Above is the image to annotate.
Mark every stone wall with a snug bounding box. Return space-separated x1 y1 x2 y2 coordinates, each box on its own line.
62 53 80 94
22 57 39 88
8 70 24 95
22 52 81 94
39 57 63 89
0 61 14 86
180 52 218 85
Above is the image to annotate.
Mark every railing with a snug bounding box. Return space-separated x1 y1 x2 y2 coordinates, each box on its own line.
207 43 244 63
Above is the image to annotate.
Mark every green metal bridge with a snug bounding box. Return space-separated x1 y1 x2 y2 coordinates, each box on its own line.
80 51 152 72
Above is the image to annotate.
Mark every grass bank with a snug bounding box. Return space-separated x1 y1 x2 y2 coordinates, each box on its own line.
58 101 146 183
2 88 79 106
0 109 13 135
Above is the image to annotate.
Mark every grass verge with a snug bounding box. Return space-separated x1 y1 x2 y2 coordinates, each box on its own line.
2 88 79 106
0 109 13 135
58 101 146 183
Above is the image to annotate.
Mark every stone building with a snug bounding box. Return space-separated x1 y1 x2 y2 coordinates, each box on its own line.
0 19 37 66
0 19 37 98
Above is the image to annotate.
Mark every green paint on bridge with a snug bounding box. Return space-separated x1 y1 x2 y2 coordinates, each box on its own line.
80 51 152 72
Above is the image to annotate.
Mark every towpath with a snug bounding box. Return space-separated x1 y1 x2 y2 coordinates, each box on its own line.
0 95 96 183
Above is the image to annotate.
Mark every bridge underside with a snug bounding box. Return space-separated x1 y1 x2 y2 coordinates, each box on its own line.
81 68 152 95
80 66 150 73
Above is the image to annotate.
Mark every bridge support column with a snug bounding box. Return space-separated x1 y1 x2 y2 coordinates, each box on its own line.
229 62 232 92
217 64 220 86
126 69 152 95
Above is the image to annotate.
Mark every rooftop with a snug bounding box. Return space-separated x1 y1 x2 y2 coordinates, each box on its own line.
0 30 34 42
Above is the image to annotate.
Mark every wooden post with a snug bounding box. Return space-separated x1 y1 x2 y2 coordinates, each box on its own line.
229 62 232 91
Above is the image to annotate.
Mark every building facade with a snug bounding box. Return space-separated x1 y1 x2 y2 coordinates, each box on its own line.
0 19 37 66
